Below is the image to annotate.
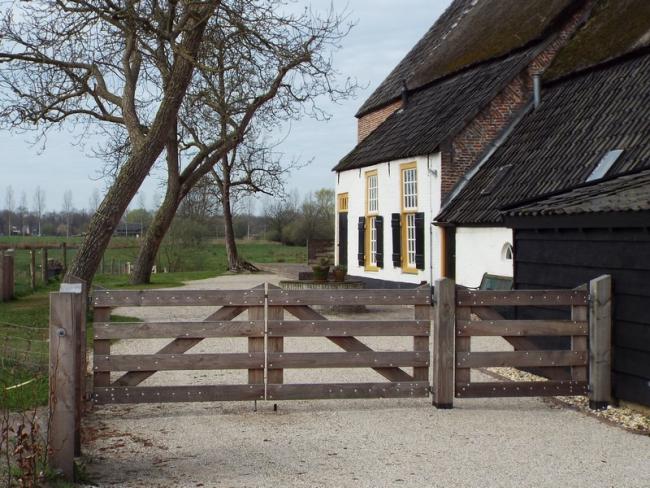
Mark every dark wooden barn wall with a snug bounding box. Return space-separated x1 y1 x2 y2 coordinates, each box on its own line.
513 227 650 407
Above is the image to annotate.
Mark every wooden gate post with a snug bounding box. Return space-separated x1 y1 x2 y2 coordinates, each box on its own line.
48 285 84 481
432 278 455 409
589 275 612 410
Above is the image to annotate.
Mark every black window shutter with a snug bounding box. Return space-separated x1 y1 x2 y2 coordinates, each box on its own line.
391 213 401 267
357 216 365 267
415 212 425 270
375 216 384 268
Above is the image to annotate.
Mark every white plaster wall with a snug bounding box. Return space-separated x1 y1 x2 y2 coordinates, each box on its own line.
335 154 443 285
455 227 514 287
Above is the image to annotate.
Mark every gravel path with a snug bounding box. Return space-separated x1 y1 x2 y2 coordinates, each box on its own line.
83 272 650 488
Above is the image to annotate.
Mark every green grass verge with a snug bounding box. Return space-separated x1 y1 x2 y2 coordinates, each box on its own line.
0 239 306 410
0 238 305 295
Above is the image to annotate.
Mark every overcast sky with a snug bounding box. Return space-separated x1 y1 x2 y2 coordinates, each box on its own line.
0 1 450 213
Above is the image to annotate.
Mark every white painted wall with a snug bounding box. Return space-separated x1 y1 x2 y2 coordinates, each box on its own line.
335 154 443 285
455 226 514 287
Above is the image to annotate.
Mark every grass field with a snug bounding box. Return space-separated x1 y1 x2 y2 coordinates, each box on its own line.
0 236 305 294
0 238 306 410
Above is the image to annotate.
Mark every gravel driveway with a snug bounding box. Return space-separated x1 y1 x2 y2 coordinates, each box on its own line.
83 272 650 488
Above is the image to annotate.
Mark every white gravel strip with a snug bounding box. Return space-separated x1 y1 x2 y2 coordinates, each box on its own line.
83 273 650 488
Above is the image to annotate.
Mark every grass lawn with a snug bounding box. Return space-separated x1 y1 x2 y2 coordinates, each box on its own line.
0 237 305 295
0 239 306 410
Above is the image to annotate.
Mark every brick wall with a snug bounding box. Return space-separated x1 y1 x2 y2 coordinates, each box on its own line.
357 99 403 142
440 2 592 198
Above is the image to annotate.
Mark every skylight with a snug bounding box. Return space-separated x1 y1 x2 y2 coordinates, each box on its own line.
586 149 624 182
480 164 512 195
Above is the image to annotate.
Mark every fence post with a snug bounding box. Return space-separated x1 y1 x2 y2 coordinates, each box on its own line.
48 285 84 481
589 275 612 410
0 251 4 302
433 278 455 409
30 249 37 291
41 248 49 284
62 277 88 457
0 252 14 302
61 242 68 274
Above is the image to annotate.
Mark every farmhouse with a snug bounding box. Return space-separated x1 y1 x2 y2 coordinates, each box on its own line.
436 1 650 287
333 0 592 287
502 169 650 407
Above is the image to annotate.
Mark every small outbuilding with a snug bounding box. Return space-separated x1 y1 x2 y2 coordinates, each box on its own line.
503 168 650 407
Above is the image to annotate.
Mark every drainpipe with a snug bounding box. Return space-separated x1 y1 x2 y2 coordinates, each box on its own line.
533 74 542 109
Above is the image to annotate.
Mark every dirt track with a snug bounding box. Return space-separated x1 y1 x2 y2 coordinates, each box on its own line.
83 273 650 488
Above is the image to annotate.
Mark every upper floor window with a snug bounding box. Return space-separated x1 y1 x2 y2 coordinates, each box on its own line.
337 193 349 212
366 171 378 214
400 162 418 272
402 165 417 210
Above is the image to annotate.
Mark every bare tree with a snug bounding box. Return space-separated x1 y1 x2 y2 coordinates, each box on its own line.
18 191 28 235
263 191 300 244
4 185 14 235
128 3 355 283
62 190 74 238
33 186 45 236
0 0 221 284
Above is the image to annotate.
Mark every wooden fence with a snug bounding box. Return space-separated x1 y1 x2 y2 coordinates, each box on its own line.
48 278 612 481
432 276 611 409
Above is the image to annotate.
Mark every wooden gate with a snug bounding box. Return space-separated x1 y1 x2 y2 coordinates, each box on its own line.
432 276 612 409
90 284 432 404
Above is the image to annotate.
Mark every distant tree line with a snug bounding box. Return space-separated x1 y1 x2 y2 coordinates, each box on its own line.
0 183 334 246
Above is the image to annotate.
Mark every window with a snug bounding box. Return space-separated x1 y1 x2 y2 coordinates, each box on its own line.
366 171 378 214
369 217 377 266
401 162 418 272
502 242 513 261
337 193 349 212
403 167 417 209
586 149 623 182
406 213 416 267
364 171 380 271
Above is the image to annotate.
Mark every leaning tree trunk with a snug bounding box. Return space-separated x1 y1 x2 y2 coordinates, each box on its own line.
64 9 212 285
221 182 240 271
130 124 182 285
129 183 182 284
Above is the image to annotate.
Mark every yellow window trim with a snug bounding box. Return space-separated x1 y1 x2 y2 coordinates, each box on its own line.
401 213 418 274
365 170 378 216
364 171 379 272
364 215 379 272
337 192 349 213
400 162 418 274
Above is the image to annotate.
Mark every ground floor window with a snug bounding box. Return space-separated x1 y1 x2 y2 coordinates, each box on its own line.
368 216 377 267
402 212 417 272
406 213 416 268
